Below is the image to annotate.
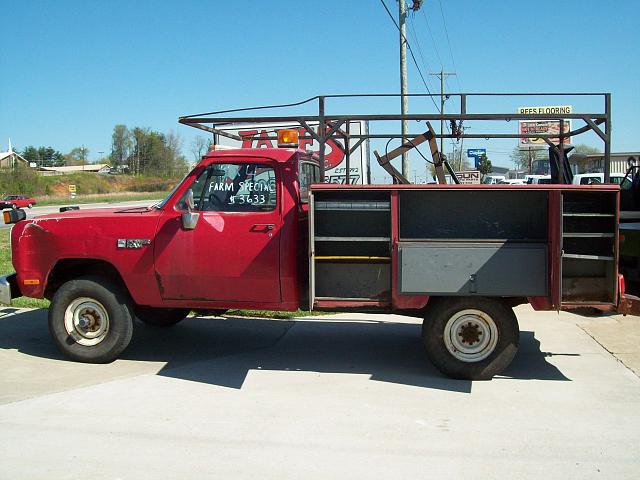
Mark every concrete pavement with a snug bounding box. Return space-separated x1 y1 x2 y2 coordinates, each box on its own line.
0 305 639 479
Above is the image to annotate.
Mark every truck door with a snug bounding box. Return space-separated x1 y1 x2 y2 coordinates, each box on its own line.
154 161 281 303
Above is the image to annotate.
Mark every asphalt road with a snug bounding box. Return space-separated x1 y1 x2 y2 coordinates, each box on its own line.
0 305 638 479
1 199 160 229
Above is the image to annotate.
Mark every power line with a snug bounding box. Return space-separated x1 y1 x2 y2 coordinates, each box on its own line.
419 8 444 69
379 0 441 113
437 0 463 91
407 15 438 88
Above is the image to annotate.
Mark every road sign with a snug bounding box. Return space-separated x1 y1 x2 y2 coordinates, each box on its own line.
68 185 76 193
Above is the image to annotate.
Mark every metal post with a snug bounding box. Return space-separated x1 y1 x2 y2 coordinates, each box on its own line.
604 93 611 183
559 120 565 183
429 70 456 161
439 69 445 155
319 96 325 182
345 121 351 185
399 0 409 179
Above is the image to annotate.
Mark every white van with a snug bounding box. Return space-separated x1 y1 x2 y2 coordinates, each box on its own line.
498 178 527 185
526 175 552 184
482 175 506 184
572 173 628 186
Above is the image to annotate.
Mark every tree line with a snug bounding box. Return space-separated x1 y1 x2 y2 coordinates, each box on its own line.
110 125 188 177
14 125 190 178
19 145 94 167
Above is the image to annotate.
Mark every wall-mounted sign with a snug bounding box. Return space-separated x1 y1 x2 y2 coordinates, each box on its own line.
212 121 370 184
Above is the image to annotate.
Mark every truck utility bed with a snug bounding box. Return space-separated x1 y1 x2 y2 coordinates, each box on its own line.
309 184 620 312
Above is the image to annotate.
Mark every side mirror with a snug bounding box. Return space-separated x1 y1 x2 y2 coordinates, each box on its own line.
181 189 200 230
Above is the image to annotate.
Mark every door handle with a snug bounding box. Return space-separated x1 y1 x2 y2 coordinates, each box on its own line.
251 223 275 232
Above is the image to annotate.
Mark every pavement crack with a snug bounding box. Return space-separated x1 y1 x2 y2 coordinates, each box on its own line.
577 323 639 378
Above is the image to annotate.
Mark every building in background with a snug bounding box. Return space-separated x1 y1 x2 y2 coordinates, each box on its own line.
569 152 640 175
37 164 111 176
0 140 30 169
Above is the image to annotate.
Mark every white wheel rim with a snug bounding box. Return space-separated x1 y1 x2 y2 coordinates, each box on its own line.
64 297 110 346
444 309 498 362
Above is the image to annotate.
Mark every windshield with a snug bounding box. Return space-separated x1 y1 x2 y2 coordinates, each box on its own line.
152 172 193 209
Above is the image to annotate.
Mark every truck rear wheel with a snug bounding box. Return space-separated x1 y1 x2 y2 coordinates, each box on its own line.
135 306 190 327
48 276 134 363
422 297 519 380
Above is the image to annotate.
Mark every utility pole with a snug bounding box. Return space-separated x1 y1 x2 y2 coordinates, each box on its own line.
399 0 409 179
429 69 456 157
398 1 423 179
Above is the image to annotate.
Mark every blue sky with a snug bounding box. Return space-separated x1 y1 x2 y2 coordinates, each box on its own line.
1 0 638 178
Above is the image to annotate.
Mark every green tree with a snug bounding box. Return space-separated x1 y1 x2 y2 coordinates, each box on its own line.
510 146 546 171
128 128 188 177
21 145 64 167
21 146 39 165
110 124 132 170
65 146 89 166
570 143 602 156
190 135 210 163
478 154 492 178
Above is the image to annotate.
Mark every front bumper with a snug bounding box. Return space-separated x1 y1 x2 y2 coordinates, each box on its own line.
0 273 21 305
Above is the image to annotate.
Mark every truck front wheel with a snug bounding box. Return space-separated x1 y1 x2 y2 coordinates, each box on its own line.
422 297 519 380
48 276 134 363
134 306 190 327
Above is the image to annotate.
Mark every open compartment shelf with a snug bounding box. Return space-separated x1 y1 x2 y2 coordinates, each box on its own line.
560 190 617 305
312 190 392 303
314 262 390 300
562 191 617 215
562 257 615 303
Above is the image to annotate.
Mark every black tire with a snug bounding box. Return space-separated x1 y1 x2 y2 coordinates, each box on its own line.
11 203 17 210
48 276 134 363
135 306 190 327
422 297 519 380
27 203 33 208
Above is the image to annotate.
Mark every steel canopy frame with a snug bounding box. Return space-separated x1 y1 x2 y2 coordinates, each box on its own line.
178 92 612 183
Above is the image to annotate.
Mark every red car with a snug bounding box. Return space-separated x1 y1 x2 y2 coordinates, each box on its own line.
0 195 37 209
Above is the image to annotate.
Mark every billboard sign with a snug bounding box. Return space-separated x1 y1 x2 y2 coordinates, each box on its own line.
456 170 481 184
518 105 572 149
212 121 369 184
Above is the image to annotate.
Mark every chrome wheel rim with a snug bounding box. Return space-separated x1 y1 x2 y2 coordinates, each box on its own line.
444 309 498 362
64 297 110 346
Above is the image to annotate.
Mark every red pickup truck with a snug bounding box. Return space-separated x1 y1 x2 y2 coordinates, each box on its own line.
0 195 36 209
0 143 634 380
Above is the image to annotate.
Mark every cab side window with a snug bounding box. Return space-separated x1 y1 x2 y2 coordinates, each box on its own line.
299 161 320 203
180 163 277 212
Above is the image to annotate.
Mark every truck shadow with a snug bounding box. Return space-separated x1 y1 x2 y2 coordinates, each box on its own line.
0 309 569 394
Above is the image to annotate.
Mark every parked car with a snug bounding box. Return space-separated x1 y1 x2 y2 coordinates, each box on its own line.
0 195 37 209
